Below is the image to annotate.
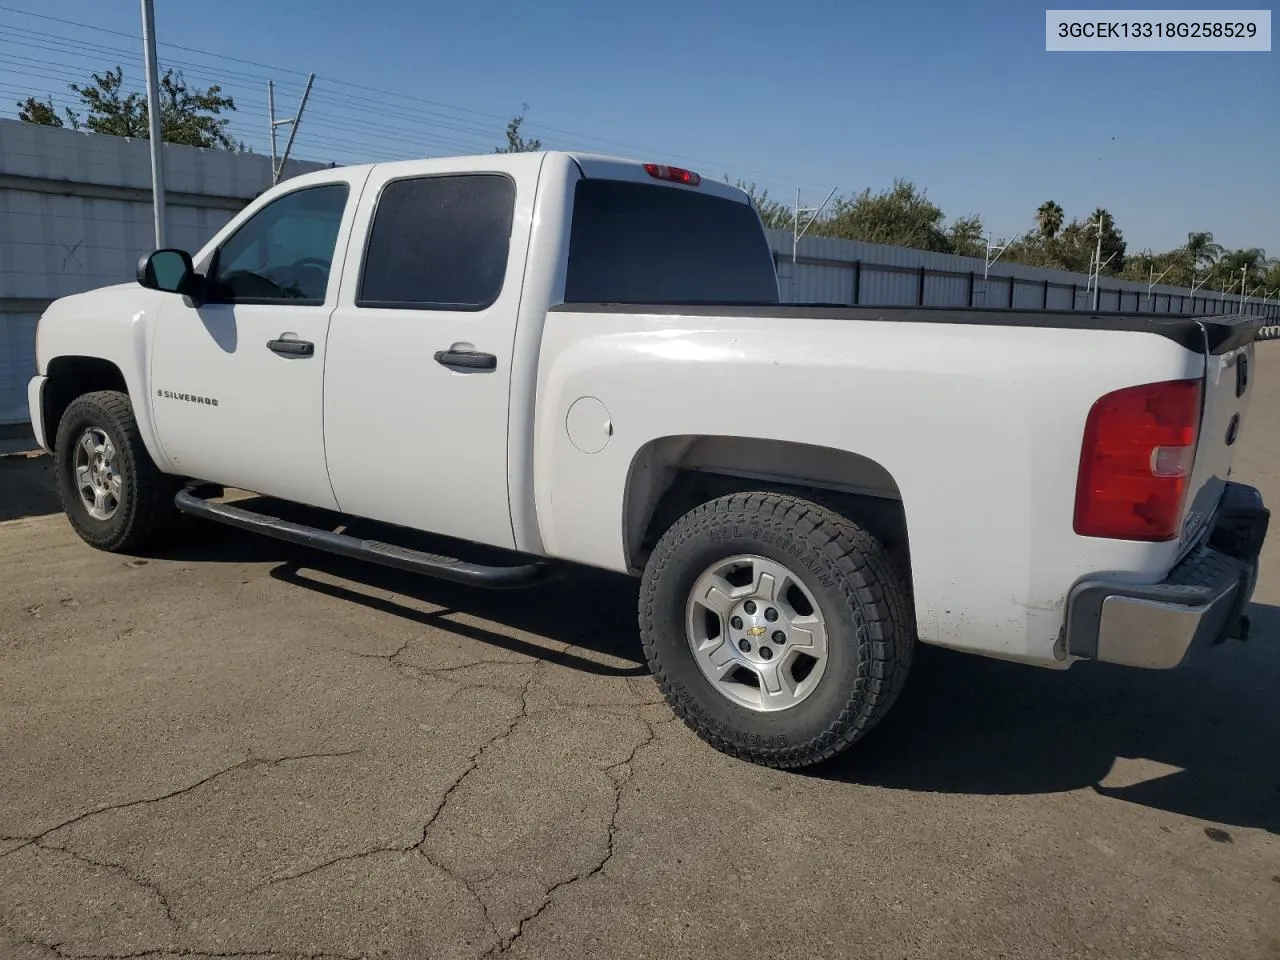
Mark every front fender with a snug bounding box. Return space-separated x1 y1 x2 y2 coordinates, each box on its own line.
36 284 172 472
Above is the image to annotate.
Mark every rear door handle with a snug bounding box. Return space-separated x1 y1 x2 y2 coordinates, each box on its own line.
434 349 497 372
266 338 314 357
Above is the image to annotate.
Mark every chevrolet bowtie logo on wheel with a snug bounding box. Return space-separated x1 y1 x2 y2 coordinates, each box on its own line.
746 625 766 638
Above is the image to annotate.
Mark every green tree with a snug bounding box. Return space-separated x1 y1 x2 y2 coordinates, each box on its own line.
1185 231 1223 272
1262 258 1280 294
825 179 950 251
1035 200 1064 240
946 214 986 258
1007 219 1092 273
1086 208 1127 273
495 104 542 153
1121 248 1190 288
17 66 238 149
1215 247 1270 291
16 95 70 128
727 179 794 231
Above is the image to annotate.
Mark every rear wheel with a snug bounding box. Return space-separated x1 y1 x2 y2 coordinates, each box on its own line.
54 390 179 552
639 492 914 769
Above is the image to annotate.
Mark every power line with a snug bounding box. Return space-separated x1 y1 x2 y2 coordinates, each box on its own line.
0 40 499 157
0 32 514 154
0 3 834 192
0 23 307 90
0 4 311 78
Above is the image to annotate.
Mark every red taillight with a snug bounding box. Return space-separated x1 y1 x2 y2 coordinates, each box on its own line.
1074 379 1202 541
643 162 701 186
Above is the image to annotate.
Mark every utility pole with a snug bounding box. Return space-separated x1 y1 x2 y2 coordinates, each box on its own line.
1221 276 1238 314
1146 262 1173 309
268 80 278 181
269 73 315 185
140 0 165 247
977 234 1012 306
791 186 837 263
1088 213 1107 311
1088 250 1117 310
1239 266 1248 313
984 235 1012 280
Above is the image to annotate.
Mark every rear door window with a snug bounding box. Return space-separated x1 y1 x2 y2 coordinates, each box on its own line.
357 174 516 311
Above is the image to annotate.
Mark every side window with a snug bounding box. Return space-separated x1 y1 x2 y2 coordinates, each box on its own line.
357 174 515 311
211 183 349 305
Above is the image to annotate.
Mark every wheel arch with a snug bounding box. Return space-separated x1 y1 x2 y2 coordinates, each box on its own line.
622 435 910 577
42 356 129 453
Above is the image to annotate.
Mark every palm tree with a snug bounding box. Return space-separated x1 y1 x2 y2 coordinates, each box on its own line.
1035 200 1064 240
1090 208 1115 234
1185 231 1223 271
1216 247 1269 289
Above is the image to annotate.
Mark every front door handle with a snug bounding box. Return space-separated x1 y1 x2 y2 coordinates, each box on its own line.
266 338 314 357
434 349 497 372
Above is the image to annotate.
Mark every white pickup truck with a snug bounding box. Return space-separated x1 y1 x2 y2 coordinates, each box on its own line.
27 150 1269 769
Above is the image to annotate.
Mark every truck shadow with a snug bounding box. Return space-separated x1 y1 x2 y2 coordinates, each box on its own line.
150 499 648 678
149 502 1279 834
819 604 1280 836
266 562 646 678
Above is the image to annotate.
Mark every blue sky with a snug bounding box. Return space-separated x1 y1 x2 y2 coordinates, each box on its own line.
1 1 1276 254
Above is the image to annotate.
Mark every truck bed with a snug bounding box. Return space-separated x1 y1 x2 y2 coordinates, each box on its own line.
550 304 1260 353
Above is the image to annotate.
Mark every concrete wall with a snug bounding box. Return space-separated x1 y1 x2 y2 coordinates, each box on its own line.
0 118 327 425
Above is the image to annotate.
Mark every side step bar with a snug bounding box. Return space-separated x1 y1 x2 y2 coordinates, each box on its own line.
174 487 551 589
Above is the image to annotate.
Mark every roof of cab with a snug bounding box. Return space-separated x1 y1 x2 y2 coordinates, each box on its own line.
272 151 752 205
562 151 751 204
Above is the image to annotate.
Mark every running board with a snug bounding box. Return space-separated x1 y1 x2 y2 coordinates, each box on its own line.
174 487 551 589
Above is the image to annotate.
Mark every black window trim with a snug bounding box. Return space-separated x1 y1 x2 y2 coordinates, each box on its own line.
353 170 518 314
204 181 351 308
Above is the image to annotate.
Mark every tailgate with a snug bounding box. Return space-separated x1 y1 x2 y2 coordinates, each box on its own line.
1178 317 1258 553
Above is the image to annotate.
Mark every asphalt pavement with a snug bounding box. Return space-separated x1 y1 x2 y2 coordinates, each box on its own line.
2 353 1278 960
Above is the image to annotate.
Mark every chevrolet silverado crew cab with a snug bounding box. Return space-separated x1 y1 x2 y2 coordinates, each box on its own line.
27 151 1269 769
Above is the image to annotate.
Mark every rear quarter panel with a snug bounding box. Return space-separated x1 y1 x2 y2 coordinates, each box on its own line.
534 310 1204 665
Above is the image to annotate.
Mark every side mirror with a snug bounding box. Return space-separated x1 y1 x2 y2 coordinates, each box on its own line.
136 249 202 300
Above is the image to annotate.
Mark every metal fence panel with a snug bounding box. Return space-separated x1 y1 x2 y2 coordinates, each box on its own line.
766 228 1279 319
0 311 37 424
924 272 968 307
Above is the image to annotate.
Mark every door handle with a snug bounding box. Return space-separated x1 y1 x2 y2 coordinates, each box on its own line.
266 338 314 357
434 349 497 372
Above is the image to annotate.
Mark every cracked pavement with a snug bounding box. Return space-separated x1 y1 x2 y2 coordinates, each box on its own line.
4 357 1280 959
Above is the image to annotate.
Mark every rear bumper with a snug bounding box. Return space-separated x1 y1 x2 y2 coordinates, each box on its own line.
27 376 48 452
1065 482 1269 669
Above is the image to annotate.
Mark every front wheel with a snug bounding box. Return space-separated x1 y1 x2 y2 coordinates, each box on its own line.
54 390 179 552
639 492 915 769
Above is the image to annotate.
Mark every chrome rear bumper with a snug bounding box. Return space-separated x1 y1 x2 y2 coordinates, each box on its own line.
1065 482 1269 669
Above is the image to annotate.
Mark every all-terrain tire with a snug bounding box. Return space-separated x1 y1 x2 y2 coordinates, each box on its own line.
639 491 915 769
54 390 180 552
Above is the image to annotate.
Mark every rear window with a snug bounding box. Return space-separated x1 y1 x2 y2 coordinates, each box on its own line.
564 179 778 305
